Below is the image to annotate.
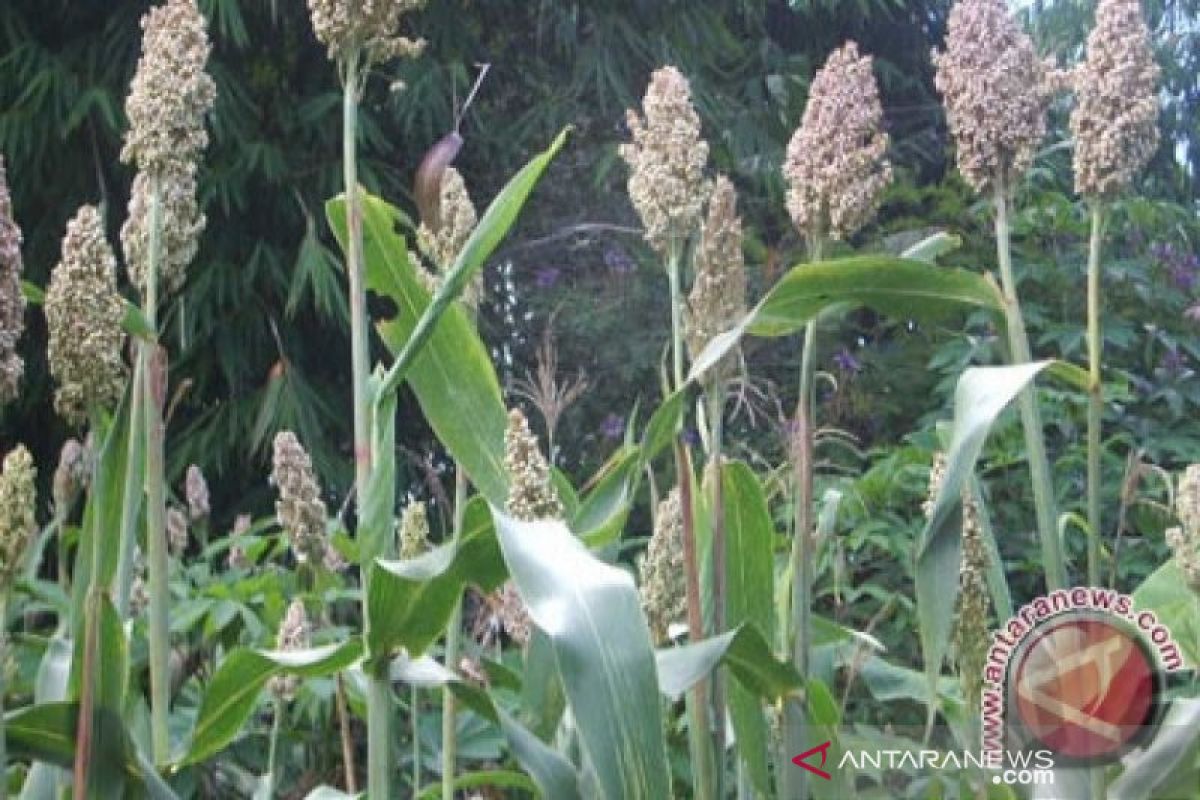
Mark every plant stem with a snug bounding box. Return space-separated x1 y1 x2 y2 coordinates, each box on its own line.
143 177 171 766
266 695 284 797
707 384 727 797
0 594 8 800
993 180 1065 591
782 317 817 800
668 244 716 800
335 672 358 793
441 469 468 800
367 663 392 798
1086 202 1104 587
410 685 421 793
115 352 145 617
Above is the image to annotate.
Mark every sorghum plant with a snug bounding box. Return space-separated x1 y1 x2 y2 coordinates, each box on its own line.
0 445 35 800
1070 0 1160 585
0 157 25 406
933 0 1067 590
780 39 891 799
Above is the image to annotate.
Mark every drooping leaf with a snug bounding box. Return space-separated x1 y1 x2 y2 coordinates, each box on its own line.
654 625 802 703
688 257 1003 383
720 461 776 794
1108 699 1200 800
574 445 640 548
915 362 1053 717
182 638 364 766
491 508 671 799
366 497 505 662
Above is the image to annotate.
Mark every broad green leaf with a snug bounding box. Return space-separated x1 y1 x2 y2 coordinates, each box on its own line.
640 389 687 466
367 497 505 662
1132 561 1200 668
720 461 776 794
69 594 127 720
417 769 538 800
182 637 363 766
654 625 802 703
358 371 396 564
1108 700 1200 800
916 361 1053 716
688 257 1002 383
491 508 671 799
328 128 569 507
574 445 640 548
520 630 566 740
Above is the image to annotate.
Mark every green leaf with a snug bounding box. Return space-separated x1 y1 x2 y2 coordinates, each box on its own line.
69 594 127 714
688 257 1002 383
20 280 44 305
1108 700 1200 800
915 361 1053 718
417 770 538 800
182 638 363 766
491 508 671 799
654 625 802 703
900 231 962 262
721 461 776 794
573 445 640 548
120 302 155 341
1132 561 1200 668
640 389 687 466
358 372 396 564
366 498 505 662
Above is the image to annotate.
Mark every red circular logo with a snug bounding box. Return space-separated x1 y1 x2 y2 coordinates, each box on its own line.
1011 616 1160 762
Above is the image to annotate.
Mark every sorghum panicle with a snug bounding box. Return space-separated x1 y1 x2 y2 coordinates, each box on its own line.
307 0 427 66
121 0 215 176
121 163 206 297
0 445 36 588
130 546 150 616
270 431 330 566
638 488 687 644
45 205 129 425
1167 464 1200 590
0 156 25 404
933 0 1056 194
398 500 430 559
415 167 482 308
620 66 711 255
226 513 251 571
167 506 189 558
269 598 312 700
1071 0 1161 199
926 453 991 709
51 438 87 514
685 175 746 381
783 41 892 242
186 463 210 521
504 408 563 522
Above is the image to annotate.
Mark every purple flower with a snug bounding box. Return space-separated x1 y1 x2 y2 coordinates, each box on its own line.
600 413 625 440
833 346 862 374
534 266 561 289
604 245 636 274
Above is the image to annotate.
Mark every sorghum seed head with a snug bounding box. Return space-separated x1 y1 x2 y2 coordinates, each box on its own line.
0 445 36 587
685 176 746 381
620 66 711 255
226 512 251 571
307 0 427 67
167 506 188 558
130 546 149 616
926 452 991 707
51 437 87 513
1169 465 1200 590
415 168 482 309
639 488 687 644
45 205 128 425
398 500 430 559
0 156 25 405
270 431 329 565
504 408 562 522
185 463 210 521
121 163 206 298
783 41 892 243
933 0 1056 194
1071 0 1160 199
270 598 312 699
495 581 532 646
121 0 216 176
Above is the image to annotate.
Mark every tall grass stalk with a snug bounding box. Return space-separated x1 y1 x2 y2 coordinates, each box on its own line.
340 50 392 798
1086 202 1106 586
993 179 1065 591
705 383 728 796
442 469 468 800
668 244 716 800
143 181 171 766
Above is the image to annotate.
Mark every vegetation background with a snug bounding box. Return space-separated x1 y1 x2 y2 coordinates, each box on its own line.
2 0 1199 698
